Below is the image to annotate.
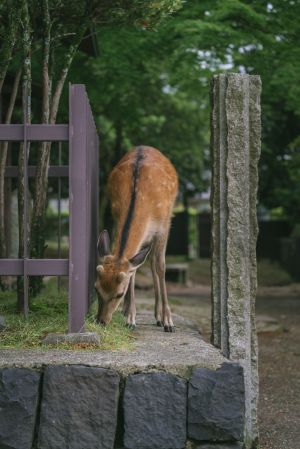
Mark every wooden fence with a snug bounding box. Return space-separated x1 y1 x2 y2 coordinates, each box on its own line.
0 84 99 332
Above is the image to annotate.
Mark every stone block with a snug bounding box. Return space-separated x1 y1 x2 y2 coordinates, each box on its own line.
42 331 101 345
188 363 244 442
0 368 41 449
124 372 187 449
38 365 119 449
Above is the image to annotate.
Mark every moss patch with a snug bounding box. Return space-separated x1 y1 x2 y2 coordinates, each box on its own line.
0 280 134 351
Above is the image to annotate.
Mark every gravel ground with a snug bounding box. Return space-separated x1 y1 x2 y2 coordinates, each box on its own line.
136 282 300 449
256 296 300 449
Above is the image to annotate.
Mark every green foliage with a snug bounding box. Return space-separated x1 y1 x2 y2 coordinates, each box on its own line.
68 16 211 211
0 280 134 350
230 0 300 226
86 1 300 227
64 0 299 228
2 0 300 231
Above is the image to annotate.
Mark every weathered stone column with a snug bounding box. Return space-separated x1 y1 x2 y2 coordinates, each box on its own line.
210 73 261 449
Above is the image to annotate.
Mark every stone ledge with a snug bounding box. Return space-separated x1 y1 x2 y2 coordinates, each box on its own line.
0 312 246 449
0 312 230 378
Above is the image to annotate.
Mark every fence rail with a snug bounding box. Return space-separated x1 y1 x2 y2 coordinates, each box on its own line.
0 84 99 332
0 124 69 141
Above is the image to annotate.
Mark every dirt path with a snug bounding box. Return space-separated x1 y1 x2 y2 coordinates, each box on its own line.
256 296 300 449
136 283 300 449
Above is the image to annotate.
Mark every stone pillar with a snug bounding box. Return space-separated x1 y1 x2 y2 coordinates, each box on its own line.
210 73 261 448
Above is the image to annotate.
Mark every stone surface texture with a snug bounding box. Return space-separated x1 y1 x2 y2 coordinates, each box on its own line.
210 73 261 448
124 372 187 449
0 312 228 379
0 368 41 449
42 331 101 345
38 365 119 449
188 363 245 442
193 443 243 449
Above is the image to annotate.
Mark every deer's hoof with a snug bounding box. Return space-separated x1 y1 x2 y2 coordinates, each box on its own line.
126 323 136 330
156 320 163 327
164 325 175 333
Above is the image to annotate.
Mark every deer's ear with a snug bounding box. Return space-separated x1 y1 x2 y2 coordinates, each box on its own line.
129 245 152 268
97 230 111 258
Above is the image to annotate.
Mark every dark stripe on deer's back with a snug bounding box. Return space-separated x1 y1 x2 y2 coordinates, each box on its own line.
118 146 144 258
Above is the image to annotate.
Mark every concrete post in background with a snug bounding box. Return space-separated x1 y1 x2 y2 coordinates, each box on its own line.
210 73 261 448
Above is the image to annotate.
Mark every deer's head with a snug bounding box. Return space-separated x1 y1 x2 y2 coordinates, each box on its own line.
95 230 150 325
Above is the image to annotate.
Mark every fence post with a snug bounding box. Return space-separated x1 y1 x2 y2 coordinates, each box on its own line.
68 84 89 333
87 105 99 308
210 73 261 448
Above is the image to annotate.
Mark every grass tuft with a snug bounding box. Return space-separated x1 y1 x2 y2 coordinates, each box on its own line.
0 280 134 351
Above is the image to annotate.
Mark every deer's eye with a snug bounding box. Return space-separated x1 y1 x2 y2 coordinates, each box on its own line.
115 292 124 299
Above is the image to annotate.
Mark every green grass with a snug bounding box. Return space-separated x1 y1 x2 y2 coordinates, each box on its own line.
0 280 134 351
44 241 69 258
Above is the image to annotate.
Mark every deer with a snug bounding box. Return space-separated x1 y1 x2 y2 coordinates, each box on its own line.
95 146 178 332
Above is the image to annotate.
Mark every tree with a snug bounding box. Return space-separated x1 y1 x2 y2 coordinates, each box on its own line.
0 0 22 260
91 0 300 227
0 0 183 299
67 1 267 224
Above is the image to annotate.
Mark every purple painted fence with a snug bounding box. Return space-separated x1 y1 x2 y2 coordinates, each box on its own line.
0 84 99 333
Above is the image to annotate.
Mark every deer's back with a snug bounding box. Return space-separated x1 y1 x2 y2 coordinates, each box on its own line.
108 146 178 257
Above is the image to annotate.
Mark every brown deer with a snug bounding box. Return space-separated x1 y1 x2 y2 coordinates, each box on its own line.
95 146 178 332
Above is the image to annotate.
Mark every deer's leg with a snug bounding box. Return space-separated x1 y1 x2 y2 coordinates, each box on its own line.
122 283 131 316
125 272 136 330
155 234 175 333
150 241 163 327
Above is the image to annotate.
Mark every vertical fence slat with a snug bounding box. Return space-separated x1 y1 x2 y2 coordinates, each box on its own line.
87 104 99 307
57 142 62 292
68 85 89 333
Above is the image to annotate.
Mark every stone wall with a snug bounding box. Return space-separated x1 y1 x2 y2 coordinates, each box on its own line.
0 363 245 449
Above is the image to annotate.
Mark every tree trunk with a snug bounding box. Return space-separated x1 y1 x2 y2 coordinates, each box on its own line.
0 69 21 258
17 0 31 312
29 23 87 295
0 0 21 291
28 0 52 294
